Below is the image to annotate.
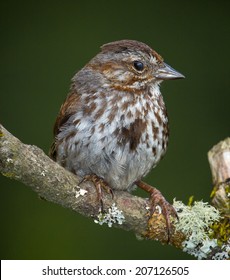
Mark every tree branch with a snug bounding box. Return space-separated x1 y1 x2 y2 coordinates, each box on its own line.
208 138 230 218
0 124 183 246
1 124 229 259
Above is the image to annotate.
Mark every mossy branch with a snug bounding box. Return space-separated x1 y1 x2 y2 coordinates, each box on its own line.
0 124 183 245
0 123 229 259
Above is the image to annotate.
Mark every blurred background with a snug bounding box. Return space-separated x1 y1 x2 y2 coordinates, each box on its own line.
0 0 230 260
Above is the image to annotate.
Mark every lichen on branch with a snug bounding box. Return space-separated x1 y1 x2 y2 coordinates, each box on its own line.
0 124 179 244
0 124 229 259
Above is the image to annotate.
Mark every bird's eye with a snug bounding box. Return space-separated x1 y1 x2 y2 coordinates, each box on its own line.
133 61 144 72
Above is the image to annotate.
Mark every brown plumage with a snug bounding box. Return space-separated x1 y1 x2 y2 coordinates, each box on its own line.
50 40 184 239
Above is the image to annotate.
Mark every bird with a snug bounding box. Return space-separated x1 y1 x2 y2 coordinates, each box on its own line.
50 39 184 237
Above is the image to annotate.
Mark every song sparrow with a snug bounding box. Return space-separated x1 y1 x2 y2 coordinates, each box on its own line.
50 40 184 237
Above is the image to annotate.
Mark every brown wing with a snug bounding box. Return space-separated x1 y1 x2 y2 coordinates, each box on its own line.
49 92 80 160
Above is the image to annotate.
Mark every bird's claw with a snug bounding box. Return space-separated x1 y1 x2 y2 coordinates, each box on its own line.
79 174 114 212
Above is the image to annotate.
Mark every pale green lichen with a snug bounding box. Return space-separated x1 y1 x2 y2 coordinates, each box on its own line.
94 203 125 227
73 186 88 198
173 200 221 259
6 158 13 163
212 239 230 260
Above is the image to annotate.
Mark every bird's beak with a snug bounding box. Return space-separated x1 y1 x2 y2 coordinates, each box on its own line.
154 63 185 80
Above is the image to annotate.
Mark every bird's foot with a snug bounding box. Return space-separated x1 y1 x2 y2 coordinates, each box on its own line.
136 180 178 242
79 174 114 212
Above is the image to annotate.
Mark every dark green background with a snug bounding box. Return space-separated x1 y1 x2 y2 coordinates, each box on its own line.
1 0 229 259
